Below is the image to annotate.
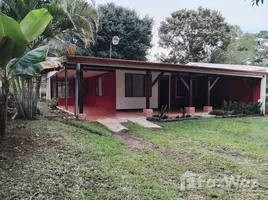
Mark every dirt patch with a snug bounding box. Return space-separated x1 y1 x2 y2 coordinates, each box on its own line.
114 132 157 150
217 151 250 165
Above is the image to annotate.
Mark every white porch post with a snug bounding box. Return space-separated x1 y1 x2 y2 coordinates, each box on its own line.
260 75 267 114
75 63 80 118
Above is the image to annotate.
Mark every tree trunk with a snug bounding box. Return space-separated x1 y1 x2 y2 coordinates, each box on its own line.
0 78 9 139
32 77 41 116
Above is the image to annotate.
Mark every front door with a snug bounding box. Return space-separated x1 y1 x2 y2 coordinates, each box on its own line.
159 75 170 108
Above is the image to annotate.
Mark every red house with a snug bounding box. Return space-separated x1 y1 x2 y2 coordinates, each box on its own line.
46 56 267 120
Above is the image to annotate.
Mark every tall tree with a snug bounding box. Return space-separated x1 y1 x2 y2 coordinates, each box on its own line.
87 3 153 61
0 0 99 120
0 9 53 138
211 26 257 64
255 31 268 63
158 7 231 64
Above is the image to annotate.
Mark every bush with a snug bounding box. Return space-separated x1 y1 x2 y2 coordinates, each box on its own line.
209 110 225 116
48 98 58 110
219 100 262 116
244 102 262 115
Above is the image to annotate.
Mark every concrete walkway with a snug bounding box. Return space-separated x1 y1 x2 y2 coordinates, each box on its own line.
97 117 161 133
97 118 129 133
127 117 162 129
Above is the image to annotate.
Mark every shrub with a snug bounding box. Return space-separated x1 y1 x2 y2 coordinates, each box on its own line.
48 98 58 110
209 110 225 116
180 107 186 118
220 100 262 115
244 102 262 115
152 105 169 120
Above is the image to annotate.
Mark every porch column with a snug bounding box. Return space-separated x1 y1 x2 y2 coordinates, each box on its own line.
79 65 84 114
204 76 220 112
189 74 194 107
207 76 212 106
146 70 152 109
74 63 80 118
65 66 68 110
55 74 58 99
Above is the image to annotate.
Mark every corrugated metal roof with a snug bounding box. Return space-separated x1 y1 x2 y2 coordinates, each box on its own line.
188 62 268 73
65 56 268 78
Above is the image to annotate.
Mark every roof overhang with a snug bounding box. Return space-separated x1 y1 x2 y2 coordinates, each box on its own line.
64 56 268 78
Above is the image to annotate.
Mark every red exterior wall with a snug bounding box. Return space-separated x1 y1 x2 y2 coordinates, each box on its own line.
170 75 261 109
85 72 116 110
211 76 261 107
57 79 75 106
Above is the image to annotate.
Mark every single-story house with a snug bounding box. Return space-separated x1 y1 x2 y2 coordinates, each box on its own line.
45 56 268 119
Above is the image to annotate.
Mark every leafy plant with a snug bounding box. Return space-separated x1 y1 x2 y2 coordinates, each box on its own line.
209 110 225 116
180 107 186 118
160 105 168 119
0 9 53 138
48 97 58 110
185 114 191 118
153 105 169 120
245 102 262 115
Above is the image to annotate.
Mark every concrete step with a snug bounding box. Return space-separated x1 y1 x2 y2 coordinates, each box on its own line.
127 117 162 129
97 119 129 133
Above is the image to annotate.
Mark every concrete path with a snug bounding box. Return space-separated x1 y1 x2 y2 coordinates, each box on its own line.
97 117 161 133
127 117 162 129
97 118 129 133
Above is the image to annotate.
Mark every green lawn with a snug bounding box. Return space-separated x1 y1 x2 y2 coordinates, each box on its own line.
1 117 268 199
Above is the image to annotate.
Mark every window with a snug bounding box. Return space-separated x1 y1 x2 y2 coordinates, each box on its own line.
176 76 197 97
95 76 104 96
125 73 148 97
52 80 72 98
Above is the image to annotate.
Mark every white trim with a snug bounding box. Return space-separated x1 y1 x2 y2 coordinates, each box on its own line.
260 75 267 114
83 63 265 78
169 74 171 110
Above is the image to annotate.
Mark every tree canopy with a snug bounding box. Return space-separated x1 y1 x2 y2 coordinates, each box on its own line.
252 0 264 5
87 3 153 61
158 7 231 64
211 26 257 65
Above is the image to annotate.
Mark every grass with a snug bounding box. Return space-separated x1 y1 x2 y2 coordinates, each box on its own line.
0 117 268 199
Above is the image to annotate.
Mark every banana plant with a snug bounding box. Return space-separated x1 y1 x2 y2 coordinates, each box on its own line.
0 9 53 138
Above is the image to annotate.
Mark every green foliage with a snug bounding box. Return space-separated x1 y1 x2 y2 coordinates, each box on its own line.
153 105 169 119
245 102 262 114
221 100 262 115
20 8 52 43
0 12 27 66
252 0 264 5
209 110 225 116
48 97 58 109
14 45 49 76
211 26 257 64
88 3 153 61
180 107 186 118
1 0 99 55
158 7 231 63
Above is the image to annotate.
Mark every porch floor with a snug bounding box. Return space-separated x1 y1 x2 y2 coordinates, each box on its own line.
58 106 209 121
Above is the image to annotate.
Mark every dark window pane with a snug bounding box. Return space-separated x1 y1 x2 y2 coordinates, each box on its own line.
125 74 132 97
132 74 145 97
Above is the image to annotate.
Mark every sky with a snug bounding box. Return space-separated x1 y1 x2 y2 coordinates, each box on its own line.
95 0 268 60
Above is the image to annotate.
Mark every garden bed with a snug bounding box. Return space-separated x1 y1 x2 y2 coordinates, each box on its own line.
214 113 264 119
147 116 200 123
